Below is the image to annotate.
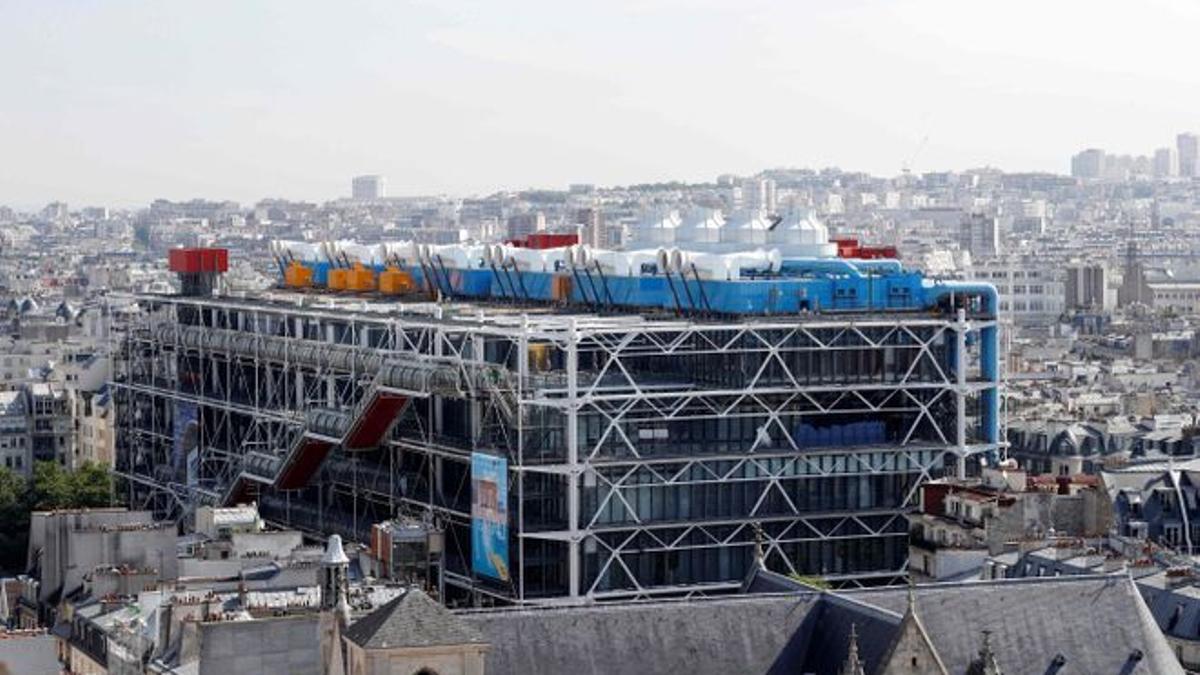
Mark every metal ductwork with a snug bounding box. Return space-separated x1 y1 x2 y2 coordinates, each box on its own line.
154 324 463 396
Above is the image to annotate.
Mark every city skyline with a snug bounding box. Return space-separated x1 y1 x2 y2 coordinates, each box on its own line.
4 0 1200 207
9 3 1200 674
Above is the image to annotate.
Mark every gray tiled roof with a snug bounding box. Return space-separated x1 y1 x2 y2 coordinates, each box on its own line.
1136 573 1200 642
462 592 821 675
842 575 1179 674
345 589 486 650
465 574 1181 675
772 593 901 675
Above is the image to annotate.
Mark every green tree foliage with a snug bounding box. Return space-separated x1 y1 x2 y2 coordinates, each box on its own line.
69 462 113 508
0 468 27 573
29 461 71 510
0 462 114 574
28 461 112 510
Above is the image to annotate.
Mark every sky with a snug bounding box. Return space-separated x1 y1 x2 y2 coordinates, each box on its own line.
2 0 1200 208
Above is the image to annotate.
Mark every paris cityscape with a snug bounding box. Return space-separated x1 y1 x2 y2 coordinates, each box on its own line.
2 2 1199 674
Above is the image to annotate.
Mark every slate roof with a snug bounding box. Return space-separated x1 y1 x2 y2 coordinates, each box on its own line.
842 575 1179 675
463 592 821 675
465 573 1182 675
345 589 486 650
770 592 901 675
1136 572 1200 644
740 562 805 594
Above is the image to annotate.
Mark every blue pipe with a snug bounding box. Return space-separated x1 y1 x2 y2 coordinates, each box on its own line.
925 281 1000 446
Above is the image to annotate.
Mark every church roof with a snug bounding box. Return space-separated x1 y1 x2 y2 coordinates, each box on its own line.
841 575 1177 674
463 574 1181 675
345 589 486 650
463 592 820 675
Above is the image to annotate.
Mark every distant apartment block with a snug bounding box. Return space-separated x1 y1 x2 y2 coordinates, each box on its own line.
1154 147 1179 178
1071 148 1106 179
505 211 545 240
959 211 1001 259
1178 133 1199 177
351 175 386 200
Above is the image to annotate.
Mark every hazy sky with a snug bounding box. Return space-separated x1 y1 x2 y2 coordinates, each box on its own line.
3 0 1199 208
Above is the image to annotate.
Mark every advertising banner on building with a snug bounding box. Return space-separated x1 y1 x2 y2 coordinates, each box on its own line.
471 452 510 581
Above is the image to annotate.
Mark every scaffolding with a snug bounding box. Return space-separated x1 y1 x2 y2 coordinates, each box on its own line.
113 291 1000 604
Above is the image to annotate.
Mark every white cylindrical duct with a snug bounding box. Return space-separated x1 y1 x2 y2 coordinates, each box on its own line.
273 240 324 262
574 245 592 268
483 244 506 266
504 247 549 272
425 244 487 270
541 246 571 273
340 243 385 265
676 251 732 280
656 248 672 274
590 249 633 276
383 240 417 265
723 248 782 280
626 249 665 276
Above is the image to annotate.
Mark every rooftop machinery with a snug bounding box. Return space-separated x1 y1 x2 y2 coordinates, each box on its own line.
271 238 994 316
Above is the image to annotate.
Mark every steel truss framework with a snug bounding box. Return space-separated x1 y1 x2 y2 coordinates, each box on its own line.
113 292 1000 604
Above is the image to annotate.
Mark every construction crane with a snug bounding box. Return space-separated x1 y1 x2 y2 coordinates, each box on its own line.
901 134 930 175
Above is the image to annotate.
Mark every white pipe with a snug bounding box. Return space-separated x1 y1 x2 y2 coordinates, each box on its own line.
273 240 323 262
425 244 488 269
626 249 666 276
340 243 385 265
504 247 549 272
590 249 633 276
382 240 417 264
541 246 571 273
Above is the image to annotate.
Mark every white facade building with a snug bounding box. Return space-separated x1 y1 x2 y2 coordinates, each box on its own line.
969 259 1065 325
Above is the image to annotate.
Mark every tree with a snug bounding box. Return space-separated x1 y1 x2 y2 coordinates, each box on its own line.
28 461 72 510
29 461 112 510
29 461 70 510
70 462 113 508
0 467 29 574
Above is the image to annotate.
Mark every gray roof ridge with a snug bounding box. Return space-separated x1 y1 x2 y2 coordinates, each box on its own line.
835 570 1131 595
819 589 904 622
454 589 824 617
